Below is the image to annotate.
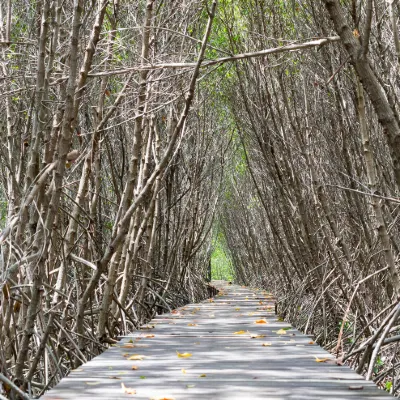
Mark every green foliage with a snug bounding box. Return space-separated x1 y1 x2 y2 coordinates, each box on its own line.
0 200 7 229
373 356 384 374
211 230 234 281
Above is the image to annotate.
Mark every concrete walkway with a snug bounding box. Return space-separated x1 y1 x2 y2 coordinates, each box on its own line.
41 281 391 399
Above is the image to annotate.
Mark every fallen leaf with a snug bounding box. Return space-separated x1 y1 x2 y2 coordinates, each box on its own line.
315 357 330 363
145 334 155 338
177 351 192 358
121 344 135 348
187 323 197 326
131 366 139 370
139 376 146 379
234 330 247 335
255 319 267 324
276 329 287 335
235 307 241 311
348 386 363 390
199 374 207 377
109 376 121 380
128 354 145 360
85 382 101 385
182 369 186 374
186 384 196 388
250 334 266 339
121 382 136 395
309 341 315 345
262 342 272 347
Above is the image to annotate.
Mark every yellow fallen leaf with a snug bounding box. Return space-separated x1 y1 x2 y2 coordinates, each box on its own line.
234 330 247 335
128 354 145 360
276 329 287 335
182 369 186 374
151 398 175 400
177 351 192 358
187 323 197 326
309 341 315 345
255 319 267 324
131 366 139 370
199 374 207 377
145 334 155 338
262 342 272 347
315 357 330 363
121 382 136 394
121 344 135 348
235 307 240 311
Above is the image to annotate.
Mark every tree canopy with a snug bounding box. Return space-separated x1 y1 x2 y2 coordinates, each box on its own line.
2 0 400 396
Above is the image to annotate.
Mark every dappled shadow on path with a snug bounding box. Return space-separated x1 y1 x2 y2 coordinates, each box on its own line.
41 282 390 399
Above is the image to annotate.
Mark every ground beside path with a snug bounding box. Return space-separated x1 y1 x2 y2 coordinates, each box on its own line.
41 281 391 399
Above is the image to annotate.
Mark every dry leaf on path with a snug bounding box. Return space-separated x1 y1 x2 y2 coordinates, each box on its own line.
276 329 287 335
177 351 192 358
348 386 363 390
128 354 145 360
131 366 139 370
121 344 135 348
255 319 267 324
314 357 330 363
262 343 272 347
250 334 266 339
121 382 136 395
199 374 207 377
234 330 247 334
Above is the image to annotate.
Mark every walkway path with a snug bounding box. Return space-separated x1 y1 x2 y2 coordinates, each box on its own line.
42 281 391 399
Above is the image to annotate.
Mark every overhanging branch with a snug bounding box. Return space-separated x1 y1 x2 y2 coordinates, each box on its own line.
88 36 340 77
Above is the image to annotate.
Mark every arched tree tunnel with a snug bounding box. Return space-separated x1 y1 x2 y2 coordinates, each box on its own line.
1 0 400 396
